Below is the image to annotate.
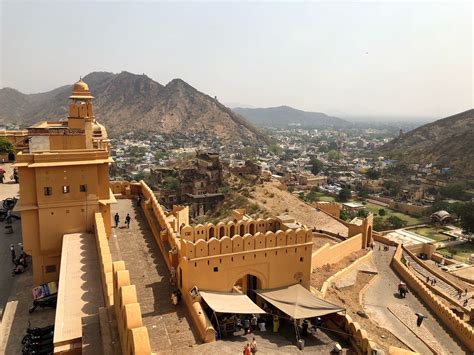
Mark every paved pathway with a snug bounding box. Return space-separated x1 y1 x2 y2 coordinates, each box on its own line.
0 168 21 318
404 254 474 309
363 243 468 354
111 199 200 353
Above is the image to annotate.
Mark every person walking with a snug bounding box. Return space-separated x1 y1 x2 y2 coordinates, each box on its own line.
243 317 250 335
125 213 131 228
251 314 258 332
10 244 16 263
250 337 258 354
243 342 251 355
114 213 120 228
415 313 427 327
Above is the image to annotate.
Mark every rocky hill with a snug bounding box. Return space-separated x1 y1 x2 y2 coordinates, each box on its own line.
380 109 474 176
0 71 267 142
233 105 351 128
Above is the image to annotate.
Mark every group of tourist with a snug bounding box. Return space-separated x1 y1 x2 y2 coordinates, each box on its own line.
114 212 131 228
242 337 258 354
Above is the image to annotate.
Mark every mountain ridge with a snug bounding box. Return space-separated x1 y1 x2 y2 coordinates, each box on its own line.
233 105 351 128
380 109 474 177
0 71 268 143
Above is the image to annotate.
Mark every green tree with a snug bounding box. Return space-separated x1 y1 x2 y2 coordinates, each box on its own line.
439 182 467 200
306 190 319 203
374 216 387 231
298 192 305 200
356 186 369 198
0 137 14 155
366 168 381 180
318 144 329 153
268 144 283 155
309 157 324 175
339 209 350 221
337 188 351 202
387 215 407 229
457 202 474 234
163 176 180 191
378 208 386 216
383 180 402 197
327 149 341 161
357 209 369 218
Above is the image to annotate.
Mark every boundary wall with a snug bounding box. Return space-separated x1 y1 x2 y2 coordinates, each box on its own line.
318 251 373 297
312 201 341 218
391 244 474 352
311 234 363 269
325 313 378 354
94 212 152 354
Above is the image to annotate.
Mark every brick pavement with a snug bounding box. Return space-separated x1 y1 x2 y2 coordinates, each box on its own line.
111 199 200 353
388 304 442 354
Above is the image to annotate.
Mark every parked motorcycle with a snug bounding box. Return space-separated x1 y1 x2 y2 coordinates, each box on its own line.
29 294 57 313
25 322 54 336
22 331 53 344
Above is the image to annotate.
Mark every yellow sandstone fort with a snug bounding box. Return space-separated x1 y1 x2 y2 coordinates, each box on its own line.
8 80 472 355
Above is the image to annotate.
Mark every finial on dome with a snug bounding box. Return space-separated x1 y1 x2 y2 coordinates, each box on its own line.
70 78 94 99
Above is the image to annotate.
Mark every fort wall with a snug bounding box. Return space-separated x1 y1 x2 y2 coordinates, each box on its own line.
391 244 474 352
311 233 363 269
312 201 341 218
94 212 151 354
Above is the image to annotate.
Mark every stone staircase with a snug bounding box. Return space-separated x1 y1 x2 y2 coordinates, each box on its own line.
404 254 474 309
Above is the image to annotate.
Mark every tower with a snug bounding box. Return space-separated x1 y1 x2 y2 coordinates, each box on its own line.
68 79 94 149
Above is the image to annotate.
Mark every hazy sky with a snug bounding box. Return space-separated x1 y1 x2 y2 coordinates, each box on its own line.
0 1 472 119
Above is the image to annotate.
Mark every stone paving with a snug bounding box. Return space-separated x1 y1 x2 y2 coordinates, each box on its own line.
1 265 56 354
388 304 442 354
111 199 200 353
404 253 474 309
363 242 467 354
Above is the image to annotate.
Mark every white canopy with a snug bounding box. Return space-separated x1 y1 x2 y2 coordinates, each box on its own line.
256 284 344 319
200 290 266 314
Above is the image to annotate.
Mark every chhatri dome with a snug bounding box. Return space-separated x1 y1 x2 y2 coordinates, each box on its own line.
69 78 94 100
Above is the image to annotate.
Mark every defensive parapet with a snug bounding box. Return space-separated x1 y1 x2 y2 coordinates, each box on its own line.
94 212 152 354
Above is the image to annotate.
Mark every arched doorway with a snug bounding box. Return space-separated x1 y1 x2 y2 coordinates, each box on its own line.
233 274 262 302
8 152 15 162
